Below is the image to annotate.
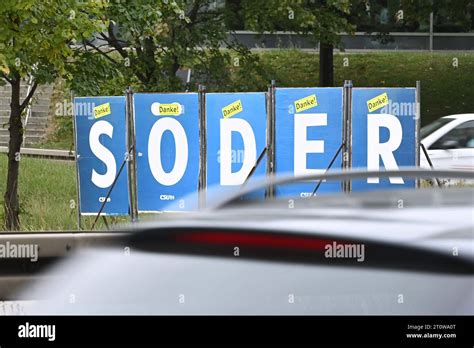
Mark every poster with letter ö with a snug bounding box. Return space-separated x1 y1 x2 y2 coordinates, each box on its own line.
134 93 199 212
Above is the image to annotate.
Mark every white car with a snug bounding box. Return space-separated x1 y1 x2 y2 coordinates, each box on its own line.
420 114 474 171
13 170 474 315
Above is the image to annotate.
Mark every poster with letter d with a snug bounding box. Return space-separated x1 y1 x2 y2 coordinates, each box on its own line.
206 93 267 199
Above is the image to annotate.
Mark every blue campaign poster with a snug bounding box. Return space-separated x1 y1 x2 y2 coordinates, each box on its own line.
275 87 343 197
134 93 199 211
74 96 129 215
206 93 267 199
352 88 416 191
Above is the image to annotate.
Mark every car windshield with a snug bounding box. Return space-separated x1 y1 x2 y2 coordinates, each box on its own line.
420 117 453 138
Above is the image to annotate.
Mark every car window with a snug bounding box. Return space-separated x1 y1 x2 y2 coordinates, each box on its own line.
430 120 474 150
420 117 453 139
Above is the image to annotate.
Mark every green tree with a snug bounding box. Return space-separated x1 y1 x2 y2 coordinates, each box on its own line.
240 0 356 87
66 0 474 93
78 1 413 92
399 0 474 32
0 0 105 230
76 0 257 94
241 0 474 86
73 0 361 92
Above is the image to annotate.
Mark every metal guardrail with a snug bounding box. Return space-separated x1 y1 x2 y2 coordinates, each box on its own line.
0 231 128 256
22 74 35 144
0 231 128 300
230 31 474 51
0 146 75 160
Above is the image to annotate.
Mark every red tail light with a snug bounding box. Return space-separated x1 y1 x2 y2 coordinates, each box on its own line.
177 231 342 251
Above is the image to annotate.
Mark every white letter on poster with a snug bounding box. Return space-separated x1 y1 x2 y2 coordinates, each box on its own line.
220 118 256 185
148 118 188 186
294 113 327 176
90 120 116 188
367 114 404 184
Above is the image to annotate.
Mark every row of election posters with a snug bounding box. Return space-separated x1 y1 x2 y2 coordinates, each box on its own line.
73 87 417 215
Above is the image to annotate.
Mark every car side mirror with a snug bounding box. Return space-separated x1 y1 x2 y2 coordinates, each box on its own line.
439 139 459 150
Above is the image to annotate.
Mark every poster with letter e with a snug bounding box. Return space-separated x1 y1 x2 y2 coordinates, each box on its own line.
275 87 343 197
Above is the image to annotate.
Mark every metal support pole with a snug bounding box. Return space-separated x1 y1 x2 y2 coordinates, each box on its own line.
126 87 138 222
265 80 276 198
311 143 344 196
198 85 207 209
415 81 421 188
342 80 353 192
91 151 131 230
429 12 434 52
102 215 110 230
244 147 267 185
71 90 82 230
420 143 443 187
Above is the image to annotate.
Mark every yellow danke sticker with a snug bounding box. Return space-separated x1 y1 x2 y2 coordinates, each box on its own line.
93 103 111 119
367 92 389 112
222 100 243 118
155 103 182 116
295 94 317 113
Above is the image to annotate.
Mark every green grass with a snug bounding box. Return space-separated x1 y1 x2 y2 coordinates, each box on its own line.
37 114 75 150
0 155 470 231
38 138 74 150
0 155 114 231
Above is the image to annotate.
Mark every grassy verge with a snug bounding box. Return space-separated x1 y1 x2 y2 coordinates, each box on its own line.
0 155 470 231
0 155 113 231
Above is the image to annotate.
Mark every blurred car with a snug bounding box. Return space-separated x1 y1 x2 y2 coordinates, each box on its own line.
16 169 474 315
421 114 474 171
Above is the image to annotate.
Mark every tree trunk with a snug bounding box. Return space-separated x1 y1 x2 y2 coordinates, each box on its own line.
3 77 23 230
319 42 334 87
